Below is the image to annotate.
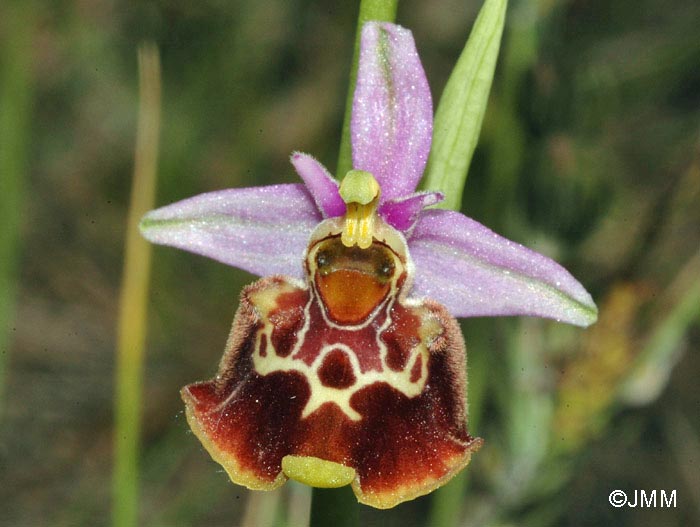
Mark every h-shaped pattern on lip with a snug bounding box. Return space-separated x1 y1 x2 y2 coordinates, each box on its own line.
250 278 436 421
182 270 481 508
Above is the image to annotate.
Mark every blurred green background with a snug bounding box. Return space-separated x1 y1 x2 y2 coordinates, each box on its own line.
1 0 699 526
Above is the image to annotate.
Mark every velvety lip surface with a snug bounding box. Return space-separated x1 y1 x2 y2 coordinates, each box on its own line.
182 275 482 508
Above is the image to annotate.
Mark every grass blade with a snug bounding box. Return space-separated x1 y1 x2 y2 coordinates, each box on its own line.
113 43 161 527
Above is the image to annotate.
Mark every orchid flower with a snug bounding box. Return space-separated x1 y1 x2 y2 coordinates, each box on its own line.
140 22 597 509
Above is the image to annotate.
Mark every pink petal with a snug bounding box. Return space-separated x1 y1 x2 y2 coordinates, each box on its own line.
352 22 433 201
140 185 321 279
290 152 345 218
408 210 598 326
379 191 444 232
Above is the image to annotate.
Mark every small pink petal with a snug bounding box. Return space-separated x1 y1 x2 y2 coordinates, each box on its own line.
379 191 444 232
291 152 346 218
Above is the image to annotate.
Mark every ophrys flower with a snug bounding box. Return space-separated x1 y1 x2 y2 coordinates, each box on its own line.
141 22 596 508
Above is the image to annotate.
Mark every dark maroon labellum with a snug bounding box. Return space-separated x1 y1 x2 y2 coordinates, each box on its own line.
181 216 482 508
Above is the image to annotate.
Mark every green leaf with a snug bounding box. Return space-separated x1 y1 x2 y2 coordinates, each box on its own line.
423 0 508 210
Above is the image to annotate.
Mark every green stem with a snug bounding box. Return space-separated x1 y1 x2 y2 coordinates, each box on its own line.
309 487 359 527
335 0 399 178
428 472 469 527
